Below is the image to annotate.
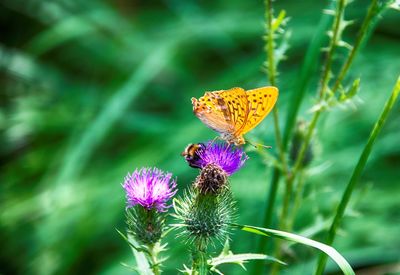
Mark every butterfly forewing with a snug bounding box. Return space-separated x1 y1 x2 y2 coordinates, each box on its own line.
192 87 247 135
218 87 248 132
240 87 278 135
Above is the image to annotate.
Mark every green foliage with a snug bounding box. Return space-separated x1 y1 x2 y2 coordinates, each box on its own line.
314 76 400 274
116 229 154 275
234 224 355 275
209 240 285 274
1 0 399 274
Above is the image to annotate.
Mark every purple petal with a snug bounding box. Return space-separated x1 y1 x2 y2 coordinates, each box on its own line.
122 167 177 212
198 141 248 175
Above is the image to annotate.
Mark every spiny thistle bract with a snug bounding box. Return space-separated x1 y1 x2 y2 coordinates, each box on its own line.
175 141 244 247
122 167 177 245
126 206 164 245
173 187 236 248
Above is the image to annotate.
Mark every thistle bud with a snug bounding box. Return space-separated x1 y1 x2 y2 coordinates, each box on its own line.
174 187 235 247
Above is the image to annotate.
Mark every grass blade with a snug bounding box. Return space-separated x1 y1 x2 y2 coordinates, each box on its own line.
233 223 355 275
314 76 400 274
209 253 286 267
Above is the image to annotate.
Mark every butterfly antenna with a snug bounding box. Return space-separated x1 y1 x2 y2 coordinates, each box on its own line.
247 140 272 150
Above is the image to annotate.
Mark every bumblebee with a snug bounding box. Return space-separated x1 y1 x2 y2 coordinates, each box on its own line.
181 143 205 168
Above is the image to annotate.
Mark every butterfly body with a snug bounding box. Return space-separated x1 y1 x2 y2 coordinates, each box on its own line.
191 86 278 145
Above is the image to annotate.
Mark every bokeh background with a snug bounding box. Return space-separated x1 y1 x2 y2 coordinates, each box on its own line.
1 0 399 274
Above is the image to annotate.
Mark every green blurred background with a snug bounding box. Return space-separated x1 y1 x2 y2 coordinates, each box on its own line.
1 0 399 274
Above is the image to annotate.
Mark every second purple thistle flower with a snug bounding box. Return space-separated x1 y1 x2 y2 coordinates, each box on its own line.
182 141 248 175
123 167 177 212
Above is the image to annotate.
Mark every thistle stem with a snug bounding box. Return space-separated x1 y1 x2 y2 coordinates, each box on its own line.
314 76 400 274
148 243 161 275
192 240 208 275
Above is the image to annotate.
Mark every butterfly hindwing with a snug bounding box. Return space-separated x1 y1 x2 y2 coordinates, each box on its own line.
240 86 278 135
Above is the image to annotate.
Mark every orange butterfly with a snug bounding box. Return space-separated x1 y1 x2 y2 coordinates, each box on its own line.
191 86 278 145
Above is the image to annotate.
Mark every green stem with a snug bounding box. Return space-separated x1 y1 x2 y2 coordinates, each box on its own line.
271 4 346 275
265 0 276 87
270 176 293 275
292 111 321 175
273 108 289 176
288 169 306 231
332 0 379 93
314 76 400 274
264 0 287 173
257 168 281 247
255 1 287 274
319 0 346 100
192 240 208 275
282 2 333 148
148 244 161 275
278 0 345 242
258 2 333 263
287 0 387 207
283 0 347 178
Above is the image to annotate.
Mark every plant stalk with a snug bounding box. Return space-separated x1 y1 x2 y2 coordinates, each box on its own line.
265 0 287 174
258 1 333 262
255 1 287 273
192 240 208 275
288 169 306 231
314 76 400 274
269 0 346 262
282 2 333 148
319 0 346 99
270 175 293 275
148 243 161 275
332 0 379 93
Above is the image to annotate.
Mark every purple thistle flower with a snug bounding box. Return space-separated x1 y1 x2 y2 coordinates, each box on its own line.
197 141 248 175
123 167 177 212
